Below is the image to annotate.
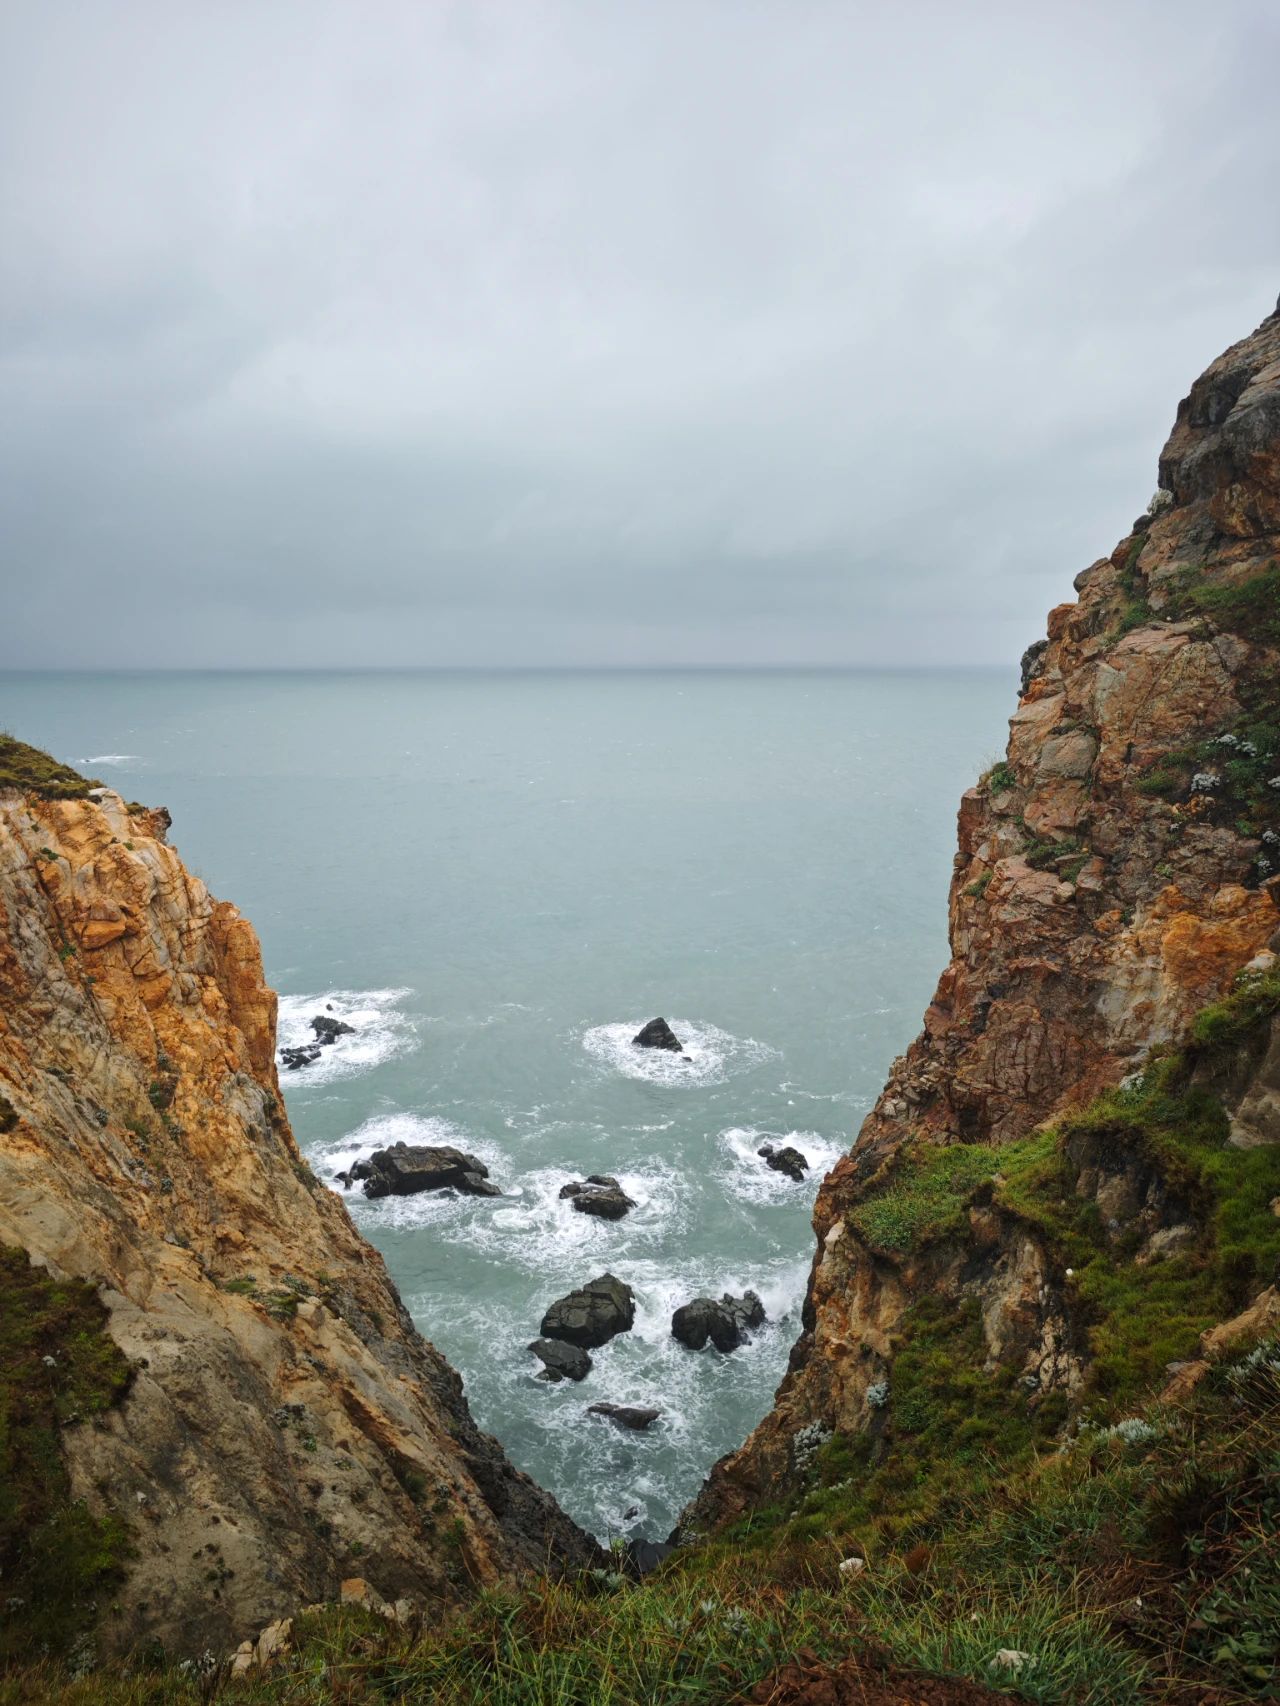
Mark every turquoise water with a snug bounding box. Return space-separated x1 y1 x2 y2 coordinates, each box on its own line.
1 669 1011 1539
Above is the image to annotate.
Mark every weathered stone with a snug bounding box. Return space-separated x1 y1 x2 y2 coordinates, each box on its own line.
280 1043 322 1070
758 1143 809 1182
540 1274 635 1348
529 1338 592 1381
587 1402 662 1429
632 1017 682 1051
351 1142 500 1199
679 304 1280 1542
311 1014 355 1045
671 1290 765 1353
559 1177 636 1219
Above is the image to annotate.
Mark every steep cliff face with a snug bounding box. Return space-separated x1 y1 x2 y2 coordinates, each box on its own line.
0 766 597 1659
685 304 1280 1533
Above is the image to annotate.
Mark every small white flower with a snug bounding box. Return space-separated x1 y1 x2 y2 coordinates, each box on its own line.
1190 771 1222 793
838 1555 866 1577
865 1380 890 1409
991 1650 1033 1673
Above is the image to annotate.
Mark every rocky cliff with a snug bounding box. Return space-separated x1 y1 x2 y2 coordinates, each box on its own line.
683 302 1280 1534
0 753 597 1661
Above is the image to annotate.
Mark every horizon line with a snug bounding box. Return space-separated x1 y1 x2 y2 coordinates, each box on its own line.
0 660 1014 677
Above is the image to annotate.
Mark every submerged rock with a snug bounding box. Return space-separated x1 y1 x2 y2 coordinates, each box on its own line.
671 1290 766 1353
529 1339 592 1382
311 1014 355 1045
280 1043 322 1071
587 1402 662 1430
758 1142 810 1182
351 1141 501 1200
540 1274 636 1348
559 1175 636 1220
632 1017 683 1052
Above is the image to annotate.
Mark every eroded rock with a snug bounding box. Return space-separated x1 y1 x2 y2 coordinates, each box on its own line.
559 1176 636 1219
529 1339 592 1382
351 1142 502 1199
672 1290 765 1352
633 1017 682 1052
587 1402 661 1429
540 1274 635 1348
758 1143 810 1182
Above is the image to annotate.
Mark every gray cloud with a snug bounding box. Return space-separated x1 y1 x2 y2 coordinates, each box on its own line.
2 0 1277 668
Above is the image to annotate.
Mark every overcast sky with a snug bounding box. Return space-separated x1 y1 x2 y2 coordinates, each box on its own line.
1 2 1277 670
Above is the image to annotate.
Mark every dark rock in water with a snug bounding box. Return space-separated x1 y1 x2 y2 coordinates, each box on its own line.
461 1170 502 1198
311 1013 355 1045
587 1402 662 1430
529 1338 592 1382
280 1043 322 1070
632 1017 683 1052
671 1289 766 1353
540 1274 635 1349
559 1177 636 1220
627 1537 675 1576
351 1141 499 1200
758 1142 810 1182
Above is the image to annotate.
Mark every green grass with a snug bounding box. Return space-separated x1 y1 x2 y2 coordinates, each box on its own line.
1177 561 1280 646
0 1247 134 1663
848 1144 1001 1253
15 1341 1274 1704
0 735 98 801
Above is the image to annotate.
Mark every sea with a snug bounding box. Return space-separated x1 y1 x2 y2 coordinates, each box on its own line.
1 668 1011 1542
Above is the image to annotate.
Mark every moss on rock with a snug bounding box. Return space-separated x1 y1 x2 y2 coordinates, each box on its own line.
0 1246 133 1661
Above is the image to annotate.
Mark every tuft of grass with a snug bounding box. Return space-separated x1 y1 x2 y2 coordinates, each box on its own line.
1177 560 1280 646
848 1144 999 1253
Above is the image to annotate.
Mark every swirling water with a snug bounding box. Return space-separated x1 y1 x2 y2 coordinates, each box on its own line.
2 668 1010 1540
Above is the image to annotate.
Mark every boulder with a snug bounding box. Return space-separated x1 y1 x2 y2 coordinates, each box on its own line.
540 1274 635 1348
559 1176 636 1220
671 1290 766 1353
529 1339 592 1382
758 1142 810 1182
351 1141 500 1200
632 1017 683 1052
280 1044 322 1071
587 1402 661 1430
311 1014 356 1045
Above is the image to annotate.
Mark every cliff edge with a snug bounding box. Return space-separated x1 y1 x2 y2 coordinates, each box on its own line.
684 302 1280 1534
0 748 597 1661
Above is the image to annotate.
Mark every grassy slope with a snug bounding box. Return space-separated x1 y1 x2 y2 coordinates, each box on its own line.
0 735 98 800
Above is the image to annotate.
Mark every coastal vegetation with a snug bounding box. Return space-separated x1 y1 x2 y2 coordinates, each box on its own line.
0 735 99 801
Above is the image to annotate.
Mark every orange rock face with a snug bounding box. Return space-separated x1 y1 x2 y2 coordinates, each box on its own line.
682 305 1280 1536
0 786 597 1657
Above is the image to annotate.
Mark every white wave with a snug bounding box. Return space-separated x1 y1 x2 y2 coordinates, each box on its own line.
581 1019 777 1087
717 1126 847 1205
276 987 417 1086
82 753 142 767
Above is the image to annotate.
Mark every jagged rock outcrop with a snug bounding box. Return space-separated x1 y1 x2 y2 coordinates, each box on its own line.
0 766 599 1658
683 302 1280 1535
